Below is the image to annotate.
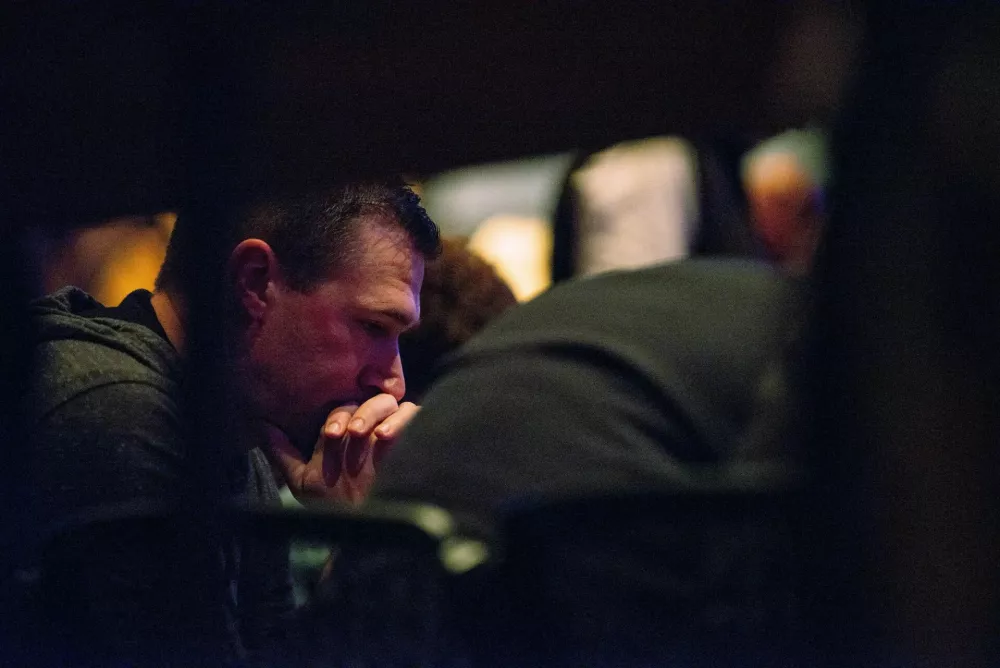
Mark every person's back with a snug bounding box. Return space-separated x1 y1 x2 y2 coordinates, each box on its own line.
399 236 518 403
377 259 805 513
373 258 808 663
25 287 286 665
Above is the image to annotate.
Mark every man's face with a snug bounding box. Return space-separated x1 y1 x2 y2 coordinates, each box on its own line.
244 213 424 449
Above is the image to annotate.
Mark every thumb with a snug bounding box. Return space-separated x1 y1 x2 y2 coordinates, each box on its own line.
262 422 308 484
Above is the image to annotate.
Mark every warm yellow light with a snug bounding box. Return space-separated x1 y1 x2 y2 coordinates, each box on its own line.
91 212 176 305
467 215 552 302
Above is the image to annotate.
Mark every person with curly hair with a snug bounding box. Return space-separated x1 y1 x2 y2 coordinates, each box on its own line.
400 237 518 402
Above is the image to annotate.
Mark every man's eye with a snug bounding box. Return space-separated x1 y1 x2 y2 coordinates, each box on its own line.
362 321 389 337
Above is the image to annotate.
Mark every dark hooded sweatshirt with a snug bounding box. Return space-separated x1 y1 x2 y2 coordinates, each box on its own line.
26 287 292 666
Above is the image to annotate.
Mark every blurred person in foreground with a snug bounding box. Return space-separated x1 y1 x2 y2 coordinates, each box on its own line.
372 254 811 663
24 180 440 664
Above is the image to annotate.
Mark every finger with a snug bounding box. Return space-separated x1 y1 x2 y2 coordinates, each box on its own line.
262 422 307 474
346 435 379 504
321 433 347 488
263 421 329 498
346 394 400 438
323 404 359 439
373 401 420 440
345 433 375 477
360 437 379 485
373 437 393 469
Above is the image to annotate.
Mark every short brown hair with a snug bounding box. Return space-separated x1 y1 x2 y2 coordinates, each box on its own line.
156 180 440 293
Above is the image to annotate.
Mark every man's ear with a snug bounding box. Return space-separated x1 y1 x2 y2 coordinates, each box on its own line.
228 239 280 322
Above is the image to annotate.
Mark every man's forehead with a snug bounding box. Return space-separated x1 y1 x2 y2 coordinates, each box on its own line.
344 253 422 315
354 290 421 326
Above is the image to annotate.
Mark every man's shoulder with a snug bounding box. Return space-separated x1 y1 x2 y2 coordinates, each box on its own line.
464 259 800 357
40 373 180 425
30 336 178 423
30 286 179 380
35 334 167 376
544 259 794 312
29 285 180 423
28 373 190 538
30 377 186 478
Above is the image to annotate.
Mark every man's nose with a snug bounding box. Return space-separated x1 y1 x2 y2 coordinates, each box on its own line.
361 352 406 402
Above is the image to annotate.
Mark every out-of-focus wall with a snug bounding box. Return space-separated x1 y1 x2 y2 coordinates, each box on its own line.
41 213 175 304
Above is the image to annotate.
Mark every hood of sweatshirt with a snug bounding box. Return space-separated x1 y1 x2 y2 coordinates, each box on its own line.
28 287 181 422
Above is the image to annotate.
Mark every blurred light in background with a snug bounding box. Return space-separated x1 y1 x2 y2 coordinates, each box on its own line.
35 132 832 306
572 136 698 276
421 152 573 301
467 215 552 302
41 213 175 305
421 153 574 237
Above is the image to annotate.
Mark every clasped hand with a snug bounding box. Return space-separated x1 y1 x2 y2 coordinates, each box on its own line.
265 394 418 505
